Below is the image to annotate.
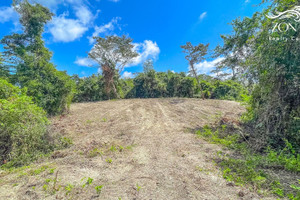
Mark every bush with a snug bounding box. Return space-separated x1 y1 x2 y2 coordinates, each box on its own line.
72 74 104 102
0 79 51 167
211 80 247 101
16 60 76 115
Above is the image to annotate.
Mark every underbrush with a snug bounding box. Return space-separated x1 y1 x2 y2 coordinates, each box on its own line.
0 79 73 169
196 125 300 199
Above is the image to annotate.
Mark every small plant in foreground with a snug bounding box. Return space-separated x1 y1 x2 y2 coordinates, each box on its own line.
82 177 94 188
49 168 56 174
60 137 73 148
95 185 103 194
136 183 142 192
65 184 74 195
102 118 107 122
110 145 117 152
88 148 103 158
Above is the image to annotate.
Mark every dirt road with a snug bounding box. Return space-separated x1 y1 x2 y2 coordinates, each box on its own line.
0 99 269 200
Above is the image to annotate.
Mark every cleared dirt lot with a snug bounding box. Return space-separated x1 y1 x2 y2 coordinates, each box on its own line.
0 98 273 199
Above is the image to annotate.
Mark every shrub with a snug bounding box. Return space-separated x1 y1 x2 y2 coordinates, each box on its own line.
72 74 104 102
0 79 51 167
16 61 76 115
212 80 247 101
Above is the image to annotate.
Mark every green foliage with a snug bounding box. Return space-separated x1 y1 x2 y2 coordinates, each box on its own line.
0 79 52 167
197 125 300 199
181 42 209 97
212 80 248 101
17 63 75 115
95 185 103 195
136 183 142 192
72 74 104 102
265 140 300 172
59 137 73 148
65 184 74 196
143 59 154 73
73 69 247 101
128 70 200 99
216 0 300 151
1 1 75 115
0 53 10 79
131 70 167 98
89 35 138 99
106 158 112 164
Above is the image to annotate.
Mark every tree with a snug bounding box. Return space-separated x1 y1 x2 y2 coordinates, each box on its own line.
143 59 154 73
216 0 300 150
89 35 138 99
181 42 209 97
0 53 10 79
1 0 75 115
214 14 259 83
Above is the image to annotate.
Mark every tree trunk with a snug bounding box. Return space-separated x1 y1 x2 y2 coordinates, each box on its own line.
190 62 203 99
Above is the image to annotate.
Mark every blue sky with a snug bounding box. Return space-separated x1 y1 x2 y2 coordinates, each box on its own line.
0 0 264 78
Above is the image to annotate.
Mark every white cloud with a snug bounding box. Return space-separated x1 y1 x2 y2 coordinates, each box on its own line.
130 40 160 66
122 71 134 79
32 0 98 43
109 0 120 2
88 17 120 44
48 4 98 43
0 6 18 23
49 14 88 42
75 57 97 67
199 12 207 21
74 5 98 25
193 57 224 75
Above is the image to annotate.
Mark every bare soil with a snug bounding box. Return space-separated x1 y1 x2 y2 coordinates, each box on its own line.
0 98 275 200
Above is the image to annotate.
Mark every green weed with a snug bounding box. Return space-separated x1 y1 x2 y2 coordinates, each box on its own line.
102 118 107 122
136 183 142 192
197 125 300 199
60 137 73 148
88 148 104 158
65 184 74 195
95 185 103 194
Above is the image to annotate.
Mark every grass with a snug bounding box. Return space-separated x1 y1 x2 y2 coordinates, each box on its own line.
196 125 300 199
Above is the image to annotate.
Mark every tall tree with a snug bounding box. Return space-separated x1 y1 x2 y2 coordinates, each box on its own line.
89 35 138 99
1 0 75 115
143 59 154 74
181 42 209 97
0 53 10 79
